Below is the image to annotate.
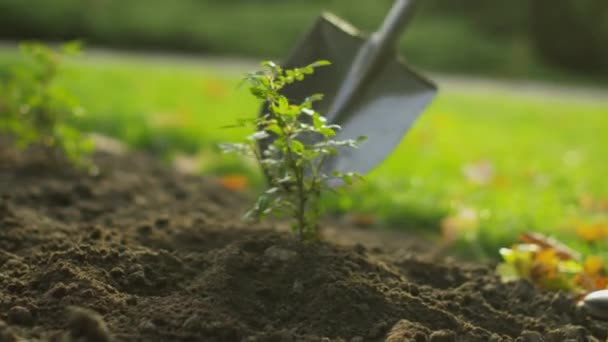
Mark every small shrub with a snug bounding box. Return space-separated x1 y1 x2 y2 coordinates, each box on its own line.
0 41 93 165
221 60 365 241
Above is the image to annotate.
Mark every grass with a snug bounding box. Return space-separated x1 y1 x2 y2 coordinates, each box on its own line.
2 48 607 259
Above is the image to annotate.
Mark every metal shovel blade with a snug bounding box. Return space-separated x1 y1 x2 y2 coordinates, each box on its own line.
261 11 436 176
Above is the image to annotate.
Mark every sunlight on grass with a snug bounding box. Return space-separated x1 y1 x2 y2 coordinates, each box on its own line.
2 49 606 258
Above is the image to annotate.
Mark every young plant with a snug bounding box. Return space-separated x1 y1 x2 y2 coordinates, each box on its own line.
0 41 93 165
221 61 365 241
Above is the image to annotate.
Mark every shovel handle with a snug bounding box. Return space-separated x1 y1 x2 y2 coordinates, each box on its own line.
374 0 418 49
326 0 418 123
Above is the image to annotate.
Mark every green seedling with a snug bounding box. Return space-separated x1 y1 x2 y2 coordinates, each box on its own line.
0 41 93 166
221 60 365 241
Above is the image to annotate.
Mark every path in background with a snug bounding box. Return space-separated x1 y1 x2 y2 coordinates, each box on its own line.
86 46 608 104
2 42 606 104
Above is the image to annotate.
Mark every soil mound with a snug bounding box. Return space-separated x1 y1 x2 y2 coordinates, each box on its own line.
1 147 607 341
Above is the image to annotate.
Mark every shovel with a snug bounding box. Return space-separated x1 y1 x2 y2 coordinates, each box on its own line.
259 0 437 177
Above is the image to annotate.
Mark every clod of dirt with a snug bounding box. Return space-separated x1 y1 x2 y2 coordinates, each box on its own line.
429 330 456 342
2 145 608 341
137 320 156 334
386 319 430 341
0 319 18 342
264 245 298 262
518 330 543 342
64 306 112 342
7 306 32 326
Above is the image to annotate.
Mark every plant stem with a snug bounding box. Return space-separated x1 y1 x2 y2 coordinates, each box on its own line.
296 167 306 240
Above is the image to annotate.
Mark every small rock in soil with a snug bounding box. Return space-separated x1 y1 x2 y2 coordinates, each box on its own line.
292 280 304 294
264 246 297 262
47 282 69 298
7 305 32 325
518 330 543 342
368 320 389 339
109 267 124 278
154 216 170 228
429 329 456 342
488 334 502 342
138 320 156 333
125 296 138 306
549 324 590 340
386 319 429 342
65 306 112 342
0 319 18 341
126 270 148 287
182 314 201 331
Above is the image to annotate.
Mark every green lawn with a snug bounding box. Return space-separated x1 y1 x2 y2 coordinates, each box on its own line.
2 49 607 259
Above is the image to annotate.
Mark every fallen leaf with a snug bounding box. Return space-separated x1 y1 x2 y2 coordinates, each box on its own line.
519 232 581 260
583 256 604 276
347 213 377 228
462 160 494 185
219 175 249 191
440 206 478 244
576 223 608 243
531 248 559 280
578 194 595 212
203 79 228 99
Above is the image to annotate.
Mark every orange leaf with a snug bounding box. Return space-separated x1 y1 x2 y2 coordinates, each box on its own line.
462 160 494 185
576 224 607 243
349 213 377 227
583 256 604 276
203 79 228 99
529 249 560 282
595 277 607 289
440 207 478 244
519 232 580 260
219 175 249 191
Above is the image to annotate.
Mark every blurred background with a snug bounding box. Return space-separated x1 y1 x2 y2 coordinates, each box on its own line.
1 0 608 80
0 0 607 259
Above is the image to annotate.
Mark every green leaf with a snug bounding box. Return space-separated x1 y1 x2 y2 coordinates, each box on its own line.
249 87 266 98
285 104 301 116
248 130 270 141
261 60 282 73
305 93 324 103
307 60 331 68
312 113 327 129
271 96 289 113
294 69 304 81
319 127 336 137
301 66 314 75
290 139 304 154
265 123 282 135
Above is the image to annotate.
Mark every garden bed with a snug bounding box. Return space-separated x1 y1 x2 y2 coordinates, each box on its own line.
0 145 607 341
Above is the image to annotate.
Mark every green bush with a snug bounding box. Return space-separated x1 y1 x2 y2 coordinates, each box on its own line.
0 42 93 164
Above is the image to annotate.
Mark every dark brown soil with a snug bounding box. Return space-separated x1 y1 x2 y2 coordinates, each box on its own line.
1 144 607 342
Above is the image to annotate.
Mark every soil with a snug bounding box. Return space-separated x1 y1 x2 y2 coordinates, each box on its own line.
1 143 607 342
